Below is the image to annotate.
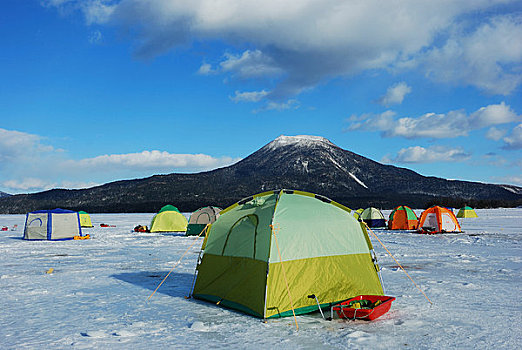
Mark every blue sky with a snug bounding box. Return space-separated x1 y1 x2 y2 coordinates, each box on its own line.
1 0 521 194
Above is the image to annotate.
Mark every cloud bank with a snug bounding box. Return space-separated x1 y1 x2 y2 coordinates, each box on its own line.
347 102 521 139
0 128 239 193
44 0 522 101
387 145 471 164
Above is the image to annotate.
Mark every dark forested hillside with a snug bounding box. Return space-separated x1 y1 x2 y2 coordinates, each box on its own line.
0 135 520 213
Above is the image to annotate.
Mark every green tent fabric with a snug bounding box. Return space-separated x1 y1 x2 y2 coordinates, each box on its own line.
150 205 187 232
158 204 180 214
192 189 384 319
388 206 418 230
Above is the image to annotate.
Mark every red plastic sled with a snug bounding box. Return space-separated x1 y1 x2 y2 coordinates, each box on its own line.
332 295 395 321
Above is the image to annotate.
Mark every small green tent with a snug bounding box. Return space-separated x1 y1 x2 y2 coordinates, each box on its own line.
456 206 478 218
150 205 188 232
191 189 383 319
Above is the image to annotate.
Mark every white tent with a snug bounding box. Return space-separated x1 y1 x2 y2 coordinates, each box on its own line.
24 209 82 240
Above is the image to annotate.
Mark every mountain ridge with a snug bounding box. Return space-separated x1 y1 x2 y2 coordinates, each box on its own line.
0 135 520 213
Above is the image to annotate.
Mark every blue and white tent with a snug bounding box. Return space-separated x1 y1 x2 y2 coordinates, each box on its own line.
23 209 82 240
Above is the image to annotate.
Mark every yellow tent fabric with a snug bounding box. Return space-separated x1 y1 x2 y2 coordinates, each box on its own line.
192 190 383 319
456 206 478 218
150 206 188 232
79 211 93 228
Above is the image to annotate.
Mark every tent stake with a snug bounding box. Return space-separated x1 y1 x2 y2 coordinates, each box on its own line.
364 223 433 305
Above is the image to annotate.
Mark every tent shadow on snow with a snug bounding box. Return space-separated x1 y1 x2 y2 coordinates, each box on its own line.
112 271 194 298
158 232 186 237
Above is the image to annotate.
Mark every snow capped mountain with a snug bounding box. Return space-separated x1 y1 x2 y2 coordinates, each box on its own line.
0 135 520 213
264 135 335 150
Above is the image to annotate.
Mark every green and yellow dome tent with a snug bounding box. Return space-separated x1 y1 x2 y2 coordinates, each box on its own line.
456 206 478 218
185 206 222 236
191 189 384 319
79 211 93 228
150 205 188 232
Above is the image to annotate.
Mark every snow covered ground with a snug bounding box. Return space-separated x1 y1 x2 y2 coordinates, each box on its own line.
1 209 520 349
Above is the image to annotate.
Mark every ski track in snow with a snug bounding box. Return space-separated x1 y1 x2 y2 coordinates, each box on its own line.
0 209 521 349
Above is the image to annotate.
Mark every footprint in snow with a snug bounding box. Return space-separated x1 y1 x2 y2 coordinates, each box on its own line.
346 330 371 342
189 321 208 332
79 331 108 338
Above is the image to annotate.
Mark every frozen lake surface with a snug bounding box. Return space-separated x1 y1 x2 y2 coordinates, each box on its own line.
1 209 521 349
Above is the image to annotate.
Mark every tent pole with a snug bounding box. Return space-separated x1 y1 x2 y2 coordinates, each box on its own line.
270 224 299 331
364 223 433 305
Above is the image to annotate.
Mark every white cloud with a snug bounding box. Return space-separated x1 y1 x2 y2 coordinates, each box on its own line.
230 90 269 103
391 145 471 163
377 82 411 106
419 14 522 95
88 30 103 44
1 178 99 192
81 0 115 25
219 50 283 79
0 128 56 167
492 174 522 186
1 178 55 191
43 0 522 98
347 102 521 139
70 150 239 170
469 101 519 128
485 127 506 141
0 128 241 193
503 123 522 150
197 63 214 75
254 99 300 113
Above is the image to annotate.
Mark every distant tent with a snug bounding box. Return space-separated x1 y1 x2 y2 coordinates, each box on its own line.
388 206 418 230
418 206 462 234
79 211 93 227
23 208 82 240
456 206 478 218
360 207 386 228
192 189 384 319
353 208 364 220
150 205 188 232
186 206 222 236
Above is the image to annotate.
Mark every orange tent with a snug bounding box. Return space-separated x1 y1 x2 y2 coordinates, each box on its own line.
418 206 461 234
388 205 418 230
